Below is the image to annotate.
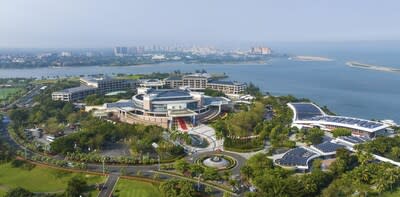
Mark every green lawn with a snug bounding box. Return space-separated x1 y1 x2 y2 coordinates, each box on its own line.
382 188 400 197
0 88 22 100
0 190 6 197
116 74 143 80
113 179 161 197
0 162 105 196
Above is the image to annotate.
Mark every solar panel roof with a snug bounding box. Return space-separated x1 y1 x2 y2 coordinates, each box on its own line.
339 136 370 144
309 116 384 129
313 141 345 153
290 103 324 120
276 147 316 166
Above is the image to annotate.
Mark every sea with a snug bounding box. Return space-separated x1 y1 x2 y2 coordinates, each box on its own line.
1 41 399 122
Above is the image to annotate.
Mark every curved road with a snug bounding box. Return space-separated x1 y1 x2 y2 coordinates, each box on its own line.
1 118 245 196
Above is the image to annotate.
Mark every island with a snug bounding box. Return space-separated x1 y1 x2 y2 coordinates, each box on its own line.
290 55 333 62
346 61 400 74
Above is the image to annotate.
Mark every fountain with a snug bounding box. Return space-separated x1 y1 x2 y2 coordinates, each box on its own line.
201 155 235 170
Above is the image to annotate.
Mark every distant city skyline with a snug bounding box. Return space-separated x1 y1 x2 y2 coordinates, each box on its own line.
1 0 400 48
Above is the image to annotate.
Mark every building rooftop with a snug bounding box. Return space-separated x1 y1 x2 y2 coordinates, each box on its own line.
81 76 114 83
165 76 182 81
337 136 370 145
149 89 192 99
183 73 211 79
312 141 345 154
275 147 317 167
53 85 96 94
308 115 384 130
208 80 245 86
288 102 389 133
104 100 134 108
288 102 325 120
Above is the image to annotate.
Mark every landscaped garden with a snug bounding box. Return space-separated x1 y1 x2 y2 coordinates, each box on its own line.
113 179 161 197
0 161 105 196
0 88 23 100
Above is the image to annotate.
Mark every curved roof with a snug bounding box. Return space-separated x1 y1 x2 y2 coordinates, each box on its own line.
275 147 318 168
288 102 325 120
288 102 389 133
148 89 192 99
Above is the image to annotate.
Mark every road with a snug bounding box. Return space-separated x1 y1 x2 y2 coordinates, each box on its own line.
0 117 234 196
98 174 119 197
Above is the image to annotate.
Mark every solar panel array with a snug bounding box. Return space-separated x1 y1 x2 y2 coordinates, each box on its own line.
105 101 133 108
339 136 370 144
276 147 316 166
308 116 383 129
291 103 324 120
314 141 345 153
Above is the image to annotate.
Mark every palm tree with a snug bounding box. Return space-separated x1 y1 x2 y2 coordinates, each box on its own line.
383 168 399 192
374 176 388 196
357 151 373 166
240 165 253 180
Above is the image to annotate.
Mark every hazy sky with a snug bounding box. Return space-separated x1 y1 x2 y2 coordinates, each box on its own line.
1 0 399 48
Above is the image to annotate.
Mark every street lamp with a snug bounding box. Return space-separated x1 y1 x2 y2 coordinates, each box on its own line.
102 157 105 174
197 174 202 191
157 155 160 171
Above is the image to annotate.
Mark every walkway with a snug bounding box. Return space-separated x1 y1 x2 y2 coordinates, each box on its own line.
187 124 223 153
177 117 188 131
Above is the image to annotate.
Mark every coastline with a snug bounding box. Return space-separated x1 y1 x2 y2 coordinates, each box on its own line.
346 61 400 74
0 59 275 70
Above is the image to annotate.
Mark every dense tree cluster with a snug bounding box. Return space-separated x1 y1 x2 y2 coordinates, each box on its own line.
356 136 400 162
296 127 325 145
51 118 162 154
323 162 400 196
213 95 303 151
331 128 352 138
0 114 13 162
203 88 226 97
0 139 13 163
241 153 332 197
159 179 196 197
4 187 34 197
84 90 134 105
65 176 88 197
243 148 400 197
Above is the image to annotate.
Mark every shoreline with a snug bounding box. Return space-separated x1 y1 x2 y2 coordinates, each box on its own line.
346 61 400 74
0 59 276 70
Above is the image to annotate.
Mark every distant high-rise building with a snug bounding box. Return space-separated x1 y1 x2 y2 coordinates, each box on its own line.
114 46 129 57
60 51 72 57
251 47 272 55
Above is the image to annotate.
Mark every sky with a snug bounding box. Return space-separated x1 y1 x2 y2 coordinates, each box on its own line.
0 0 399 48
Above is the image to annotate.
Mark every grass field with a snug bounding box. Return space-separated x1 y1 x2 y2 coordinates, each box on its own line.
116 74 143 80
382 188 400 197
0 190 5 197
0 88 23 100
113 179 161 197
0 162 105 196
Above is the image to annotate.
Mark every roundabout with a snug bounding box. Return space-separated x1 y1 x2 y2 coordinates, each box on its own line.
197 154 236 170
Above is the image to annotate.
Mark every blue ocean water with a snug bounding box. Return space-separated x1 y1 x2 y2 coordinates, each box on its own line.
0 42 399 122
